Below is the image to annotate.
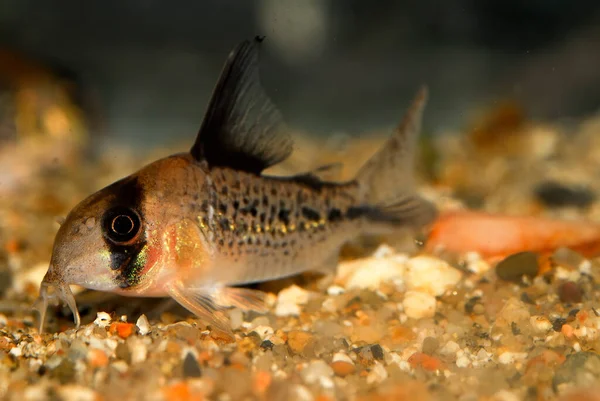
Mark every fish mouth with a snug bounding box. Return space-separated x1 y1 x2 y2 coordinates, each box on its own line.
33 266 81 333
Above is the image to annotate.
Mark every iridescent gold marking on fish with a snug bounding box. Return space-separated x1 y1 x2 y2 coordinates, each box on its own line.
34 36 437 338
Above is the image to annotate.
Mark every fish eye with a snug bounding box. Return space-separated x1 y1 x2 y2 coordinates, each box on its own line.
102 207 142 244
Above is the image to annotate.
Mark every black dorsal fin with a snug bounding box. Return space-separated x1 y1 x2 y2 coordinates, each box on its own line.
190 36 294 174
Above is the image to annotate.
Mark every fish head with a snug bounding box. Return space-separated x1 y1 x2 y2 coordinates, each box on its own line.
36 170 164 331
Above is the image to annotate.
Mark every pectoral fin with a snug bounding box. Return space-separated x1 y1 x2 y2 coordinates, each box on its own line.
166 281 233 338
166 281 269 339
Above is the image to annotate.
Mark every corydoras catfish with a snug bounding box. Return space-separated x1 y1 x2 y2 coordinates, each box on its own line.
35 37 437 337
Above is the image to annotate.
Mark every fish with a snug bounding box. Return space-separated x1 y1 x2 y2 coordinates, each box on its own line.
34 36 437 337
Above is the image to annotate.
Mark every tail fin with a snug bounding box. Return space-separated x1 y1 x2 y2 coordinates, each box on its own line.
354 87 437 229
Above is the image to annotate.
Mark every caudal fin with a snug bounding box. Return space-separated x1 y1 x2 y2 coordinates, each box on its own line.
354 87 437 229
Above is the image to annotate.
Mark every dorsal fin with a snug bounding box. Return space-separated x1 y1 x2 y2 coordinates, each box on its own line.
190 36 294 174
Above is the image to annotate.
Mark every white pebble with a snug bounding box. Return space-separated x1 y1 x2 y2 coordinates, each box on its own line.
372 244 395 258
278 285 310 304
275 285 310 317
366 362 388 384
136 314 150 335
9 345 22 357
529 316 552 333
406 256 462 296
332 352 354 364
291 385 314 401
301 360 334 389
337 257 404 290
402 291 436 319
326 285 345 296
275 302 301 317
439 341 460 355
129 338 147 364
579 260 592 275
94 312 111 328
252 325 274 340
498 351 528 365
456 355 470 368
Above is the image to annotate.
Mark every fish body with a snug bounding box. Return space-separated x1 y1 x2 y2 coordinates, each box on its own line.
36 37 436 336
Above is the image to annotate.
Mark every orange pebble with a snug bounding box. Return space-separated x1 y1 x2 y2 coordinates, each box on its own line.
88 348 109 368
109 322 135 339
4 239 19 254
162 382 203 401
330 360 356 377
408 352 443 371
253 371 272 394
561 324 574 338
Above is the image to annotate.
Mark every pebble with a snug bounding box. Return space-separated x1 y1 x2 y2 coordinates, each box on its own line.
275 285 310 317
534 180 595 208
330 360 356 377
406 256 462 296
287 331 313 354
115 342 131 363
183 352 202 378
94 312 111 328
403 291 436 319
252 325 274 341
530 316 553 333
136 314 150 335
422 337 439 355
336 257 404 290
67 339 87 361
558 281 583 304
498 351 528 365
496 252 539 282
366 362 388 384
370 344 384 360
300 360 334 389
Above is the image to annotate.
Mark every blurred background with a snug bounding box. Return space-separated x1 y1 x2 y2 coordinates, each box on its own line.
1 0 600 149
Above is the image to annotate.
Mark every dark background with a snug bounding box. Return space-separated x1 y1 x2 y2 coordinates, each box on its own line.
2 0 599 147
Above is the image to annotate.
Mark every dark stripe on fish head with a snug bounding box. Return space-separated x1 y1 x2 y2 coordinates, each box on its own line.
100 176 148 289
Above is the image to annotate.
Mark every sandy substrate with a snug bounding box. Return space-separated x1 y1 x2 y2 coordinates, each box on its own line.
2 107 600 400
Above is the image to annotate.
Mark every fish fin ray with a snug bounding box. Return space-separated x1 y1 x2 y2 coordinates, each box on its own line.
210 287 269 313
368 194 438 229
353 87 437 229
166 281 234 338
190 36 293 174
355 87 427 204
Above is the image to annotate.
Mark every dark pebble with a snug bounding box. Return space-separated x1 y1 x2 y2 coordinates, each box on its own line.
511 322 521 335
496 252 539 282
260 339 274 350
534 181 595 208
558 281 583 304
370 344 384 361
552 318 567 332
464 296 482 314
182 352 202 378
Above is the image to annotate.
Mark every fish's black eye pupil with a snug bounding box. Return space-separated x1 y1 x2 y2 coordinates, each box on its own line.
112 215 134 235
103 207 141 243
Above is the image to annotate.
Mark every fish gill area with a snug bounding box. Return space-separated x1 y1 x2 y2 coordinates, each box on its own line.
3 47 600 401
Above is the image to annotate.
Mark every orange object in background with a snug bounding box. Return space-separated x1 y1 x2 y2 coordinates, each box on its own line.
425 210 600 260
